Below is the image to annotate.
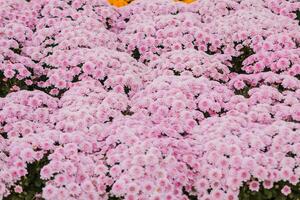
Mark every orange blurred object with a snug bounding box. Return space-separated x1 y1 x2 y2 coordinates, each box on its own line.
107 0 196 7
107 0 129 7
175 0 197 3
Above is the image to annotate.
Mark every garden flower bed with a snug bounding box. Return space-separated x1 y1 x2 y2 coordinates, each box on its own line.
0 0 300 199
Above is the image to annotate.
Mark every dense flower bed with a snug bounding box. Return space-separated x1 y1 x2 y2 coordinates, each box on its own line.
0 0 300 199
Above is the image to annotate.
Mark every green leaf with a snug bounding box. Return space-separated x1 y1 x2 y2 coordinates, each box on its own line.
276 195 287 200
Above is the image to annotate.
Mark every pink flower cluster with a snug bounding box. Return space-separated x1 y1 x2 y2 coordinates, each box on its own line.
1 0 300 199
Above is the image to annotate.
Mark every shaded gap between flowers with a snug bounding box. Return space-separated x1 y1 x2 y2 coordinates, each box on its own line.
230 46 254 74
4 155 50 200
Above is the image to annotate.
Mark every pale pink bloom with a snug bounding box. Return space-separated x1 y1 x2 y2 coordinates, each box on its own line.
41 166 52 180
112 180 126 196
4 69 15 78
281 185 291 196
13 185 22 193
0 183 5 196
42 185 57 199
81 180 95 192
233 80 245 90
289 175 299 185
209 189 223 199
249 181 260 192
263 180 273 189
128 165 144 179
20 148 35 162
127 182 139 194
66 183 81 196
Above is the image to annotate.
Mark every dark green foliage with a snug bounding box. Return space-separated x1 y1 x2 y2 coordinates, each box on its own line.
239 181 300 200
295 10 300 25
0 73 29 97
44 43 58 48
179 131 189 136
106 18 112 30
205 43 214 55
9 48 22 55
235 85 251 98
106 184 121 200
100 76 108 86
182 187 197 200
131 47 141 60
5 156 49 200
277 84 285 93
104 116 114 123
230 46 254 74
172 69 181 76
121 106 134 116
124 85 131 95
0 132 8 139
108 196 122 200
